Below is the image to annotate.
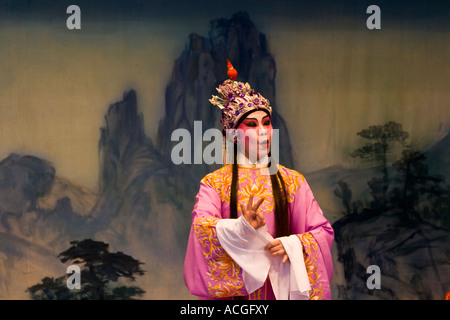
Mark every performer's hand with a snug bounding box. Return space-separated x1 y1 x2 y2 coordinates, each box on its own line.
240 193 266 229
265 239 289 263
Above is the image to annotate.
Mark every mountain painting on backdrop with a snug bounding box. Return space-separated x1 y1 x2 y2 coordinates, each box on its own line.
0 4 449 299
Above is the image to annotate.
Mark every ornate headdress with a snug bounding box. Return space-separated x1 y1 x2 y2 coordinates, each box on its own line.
209 60 272 135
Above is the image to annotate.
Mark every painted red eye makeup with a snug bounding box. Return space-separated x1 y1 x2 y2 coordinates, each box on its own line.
262 116 271 126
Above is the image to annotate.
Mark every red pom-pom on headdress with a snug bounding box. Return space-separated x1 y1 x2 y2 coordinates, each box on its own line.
227 59 238 81
209 60 271 135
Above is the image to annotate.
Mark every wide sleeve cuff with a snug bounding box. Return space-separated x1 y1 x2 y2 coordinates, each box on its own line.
278 235 311 300
216 216 272 294
216 217 311 300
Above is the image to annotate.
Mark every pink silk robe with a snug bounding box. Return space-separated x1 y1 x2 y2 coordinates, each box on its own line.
183 164 334 299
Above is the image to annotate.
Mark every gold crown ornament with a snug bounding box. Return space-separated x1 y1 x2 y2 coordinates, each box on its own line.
209 60 272 135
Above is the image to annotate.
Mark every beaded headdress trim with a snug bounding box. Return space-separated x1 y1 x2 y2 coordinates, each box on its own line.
209 60 272 134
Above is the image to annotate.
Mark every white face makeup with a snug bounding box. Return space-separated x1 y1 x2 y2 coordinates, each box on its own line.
236 110 273 162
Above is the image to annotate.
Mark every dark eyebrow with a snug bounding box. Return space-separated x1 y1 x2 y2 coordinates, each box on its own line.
245 115 270 121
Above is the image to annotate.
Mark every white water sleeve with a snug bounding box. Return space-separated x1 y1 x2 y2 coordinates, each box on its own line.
216 217 311 299
278 235 311 299
216 216 271 293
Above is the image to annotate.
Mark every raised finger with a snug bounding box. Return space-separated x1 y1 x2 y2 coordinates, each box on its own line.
240 203 246 216
247 194 254 211
253 196 265 211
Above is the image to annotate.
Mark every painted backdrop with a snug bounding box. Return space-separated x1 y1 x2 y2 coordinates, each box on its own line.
0 0 449 299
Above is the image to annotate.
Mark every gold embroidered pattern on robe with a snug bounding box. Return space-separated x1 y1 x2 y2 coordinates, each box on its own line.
298 232 324 299
193 215 246 297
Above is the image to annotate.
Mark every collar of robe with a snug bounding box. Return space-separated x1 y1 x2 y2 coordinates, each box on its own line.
236 151 269 168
